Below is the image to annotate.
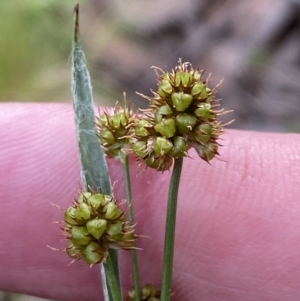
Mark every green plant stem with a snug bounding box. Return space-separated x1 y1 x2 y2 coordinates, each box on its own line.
108 249 121 291
120 152 141 301
104 255 123 301
72 4 120 300
160 158 183 301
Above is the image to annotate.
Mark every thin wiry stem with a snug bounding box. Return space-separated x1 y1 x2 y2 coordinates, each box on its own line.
120 152 141 301
160 158 183 301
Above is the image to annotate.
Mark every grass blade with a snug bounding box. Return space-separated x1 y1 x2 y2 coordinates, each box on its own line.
71 4 121 301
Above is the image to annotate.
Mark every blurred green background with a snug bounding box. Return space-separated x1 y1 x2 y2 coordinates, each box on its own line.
0 0 75 103
1 0 300 132
1 0 300 300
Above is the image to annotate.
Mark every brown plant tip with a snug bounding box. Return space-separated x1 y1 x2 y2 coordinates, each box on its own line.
73 4 80 43
74 3 79 14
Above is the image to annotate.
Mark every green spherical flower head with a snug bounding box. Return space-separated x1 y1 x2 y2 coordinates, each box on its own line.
141 284 158 299
97 100 135 158
134 58 231 166
63 191 139 265
126 284 161 301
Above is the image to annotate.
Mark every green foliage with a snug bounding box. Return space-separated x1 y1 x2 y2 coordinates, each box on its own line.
0 0 86 101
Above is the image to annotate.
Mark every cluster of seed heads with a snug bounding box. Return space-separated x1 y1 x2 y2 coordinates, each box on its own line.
126 284 161 301
63 191 137 265
97 59 231 171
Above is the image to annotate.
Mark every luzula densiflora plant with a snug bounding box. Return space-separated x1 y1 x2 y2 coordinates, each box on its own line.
64 58 229 261
64 53 230 300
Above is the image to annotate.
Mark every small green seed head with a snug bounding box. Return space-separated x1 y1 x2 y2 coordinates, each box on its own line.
126 284 161 301
63 191 138 264
97 101 135 158
132 58 231 167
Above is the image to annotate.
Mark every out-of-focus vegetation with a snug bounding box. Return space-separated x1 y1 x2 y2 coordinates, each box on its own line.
0 0 130 106
2 0 300 132
0 291 53 301
0 0 83 102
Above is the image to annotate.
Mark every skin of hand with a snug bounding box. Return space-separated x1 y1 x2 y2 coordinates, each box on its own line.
0 103 299 301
